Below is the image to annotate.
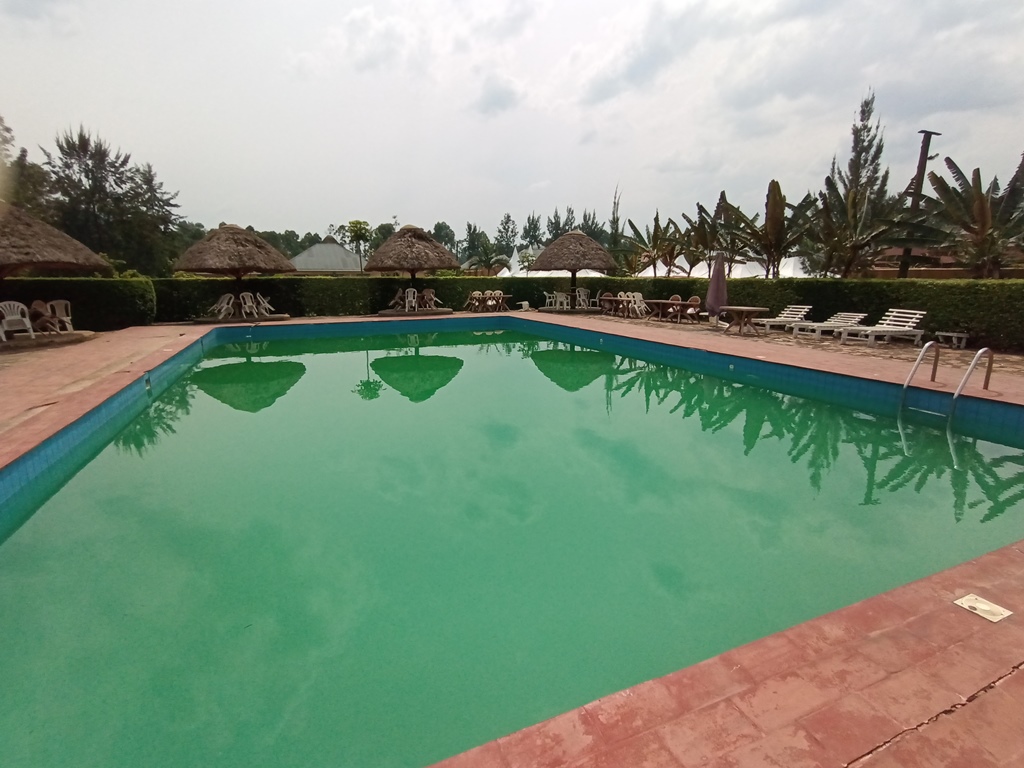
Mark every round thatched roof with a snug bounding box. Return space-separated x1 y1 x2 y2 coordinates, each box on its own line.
363 225 459 276
191 360 306 413
530 230 616 273
0 202 111 279
531 348 616 393
370 354 464 402
173 225 296 278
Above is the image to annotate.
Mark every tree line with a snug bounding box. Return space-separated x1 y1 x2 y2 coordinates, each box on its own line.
3 94 1022 279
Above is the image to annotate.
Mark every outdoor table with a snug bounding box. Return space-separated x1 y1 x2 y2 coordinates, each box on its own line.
599 296 631 316
719 306 770 336
643 299 682 321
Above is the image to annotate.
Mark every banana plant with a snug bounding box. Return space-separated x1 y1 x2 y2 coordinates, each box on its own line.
722 180 817 278
623 210 681 276
811 175 896 277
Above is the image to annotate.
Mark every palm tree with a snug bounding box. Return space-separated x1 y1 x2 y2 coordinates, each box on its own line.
809 175 896 277
623 211 679 276
723 180 817 278
918 156 1024 278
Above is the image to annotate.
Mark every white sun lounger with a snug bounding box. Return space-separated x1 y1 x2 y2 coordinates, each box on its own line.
838 309 927 347
788 312 867 340
753 305 812 331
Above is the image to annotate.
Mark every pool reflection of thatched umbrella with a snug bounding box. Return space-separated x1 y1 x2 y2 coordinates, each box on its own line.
0 202 112 280
370 352 464 402
531 347 617 392
172 225 296 283
191 360 306 413
529 230 617 309
363 225 460 281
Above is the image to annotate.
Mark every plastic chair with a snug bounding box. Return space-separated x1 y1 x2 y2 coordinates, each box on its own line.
255 293 275 317
0 301 35 340
463 291 483 311
239 292 260 319
208 294 235 320
47 300 74 331
404 288 418 312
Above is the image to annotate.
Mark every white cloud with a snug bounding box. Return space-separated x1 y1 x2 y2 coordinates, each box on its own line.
473 73 524 115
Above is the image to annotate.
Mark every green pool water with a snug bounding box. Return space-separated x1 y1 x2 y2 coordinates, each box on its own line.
3 329 1024 767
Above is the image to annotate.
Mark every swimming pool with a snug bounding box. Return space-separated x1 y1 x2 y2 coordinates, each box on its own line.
2 318 1023 767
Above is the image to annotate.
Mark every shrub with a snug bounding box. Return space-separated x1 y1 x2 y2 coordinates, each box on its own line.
3 277 156 330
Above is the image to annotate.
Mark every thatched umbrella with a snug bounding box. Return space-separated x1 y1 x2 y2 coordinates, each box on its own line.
173 225 296 282
530 348 616 393
190 360 307 413
0 202 111 280
370 352 464 402
363 225 459 281
529 230 617 309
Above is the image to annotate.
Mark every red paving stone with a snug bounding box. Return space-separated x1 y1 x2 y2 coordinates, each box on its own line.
4 314 1024 768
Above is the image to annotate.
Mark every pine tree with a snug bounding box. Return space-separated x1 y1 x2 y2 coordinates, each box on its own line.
494 212 517 257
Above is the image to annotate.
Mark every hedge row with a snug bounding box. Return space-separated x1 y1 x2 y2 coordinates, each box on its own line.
3 278 156 331
8 276 1024 350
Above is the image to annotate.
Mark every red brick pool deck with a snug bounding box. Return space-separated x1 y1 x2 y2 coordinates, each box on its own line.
3 314 1024 768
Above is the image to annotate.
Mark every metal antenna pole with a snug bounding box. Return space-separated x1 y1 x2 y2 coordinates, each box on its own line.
898 129 941 278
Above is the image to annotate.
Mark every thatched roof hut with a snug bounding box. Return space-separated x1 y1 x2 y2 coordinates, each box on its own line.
530 230 617 274
173 225 296 279
364 225 459 279
530 230 616 307
0 202 111 279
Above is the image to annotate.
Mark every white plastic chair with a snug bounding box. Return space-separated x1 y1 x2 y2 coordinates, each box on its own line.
47 300 74 331
0 301 35 340
404 288 418 312
543 291 557 308
208 294 235 320
255 293 275 317
239 292 260 319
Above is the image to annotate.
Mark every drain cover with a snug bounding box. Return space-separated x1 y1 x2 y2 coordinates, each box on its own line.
954 594 1013 622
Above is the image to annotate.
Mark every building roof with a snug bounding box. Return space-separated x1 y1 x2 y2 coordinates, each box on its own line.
291 236 364 272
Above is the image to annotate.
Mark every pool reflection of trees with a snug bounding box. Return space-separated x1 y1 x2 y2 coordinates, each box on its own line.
594 352 1024 524
114 378 196 457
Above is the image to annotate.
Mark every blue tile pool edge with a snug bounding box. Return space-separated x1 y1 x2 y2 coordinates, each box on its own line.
3 315 1023 542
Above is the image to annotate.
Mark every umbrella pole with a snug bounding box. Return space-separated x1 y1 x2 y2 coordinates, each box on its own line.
570 271 578 310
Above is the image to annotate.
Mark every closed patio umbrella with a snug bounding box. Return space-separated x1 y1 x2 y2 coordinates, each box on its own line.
0 202 111 280
528 231 617 309
706 254 728 320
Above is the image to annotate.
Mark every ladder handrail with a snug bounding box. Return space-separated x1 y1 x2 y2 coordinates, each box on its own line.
948 348 994 423
898 340 940 412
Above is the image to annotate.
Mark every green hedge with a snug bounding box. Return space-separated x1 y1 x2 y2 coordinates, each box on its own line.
3 278 156 331
146 276 1024 350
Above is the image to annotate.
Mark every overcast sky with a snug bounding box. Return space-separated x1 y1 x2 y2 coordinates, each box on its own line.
2 0 1023 237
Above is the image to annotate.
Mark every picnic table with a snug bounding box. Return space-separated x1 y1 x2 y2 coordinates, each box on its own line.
719 306 769 336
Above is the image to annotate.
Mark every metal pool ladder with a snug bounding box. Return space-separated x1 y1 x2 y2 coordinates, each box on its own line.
897 343 994 469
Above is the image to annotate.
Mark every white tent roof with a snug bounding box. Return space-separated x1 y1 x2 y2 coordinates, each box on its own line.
291 237 363 272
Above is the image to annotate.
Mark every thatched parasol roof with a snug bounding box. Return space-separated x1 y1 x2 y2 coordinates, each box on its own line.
191 360 307 413
531 348 616 393
363 225 459 277
370 353 464 402
173 225 296 279
530 230 617 273
0 202 112 279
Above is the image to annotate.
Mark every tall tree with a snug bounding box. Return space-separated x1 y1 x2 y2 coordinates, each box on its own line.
493 212 517 258
461 222 494 266
563 206 577 233
432 221 457 253
0 114 13 167
369 219 398 252
346 220 372 257
8 148 53 219
607 187 624 255
545 207 565 243
520 212 543 249
724 180 817 277
579 208 607 244
43 127 180 275
811 92 894 276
